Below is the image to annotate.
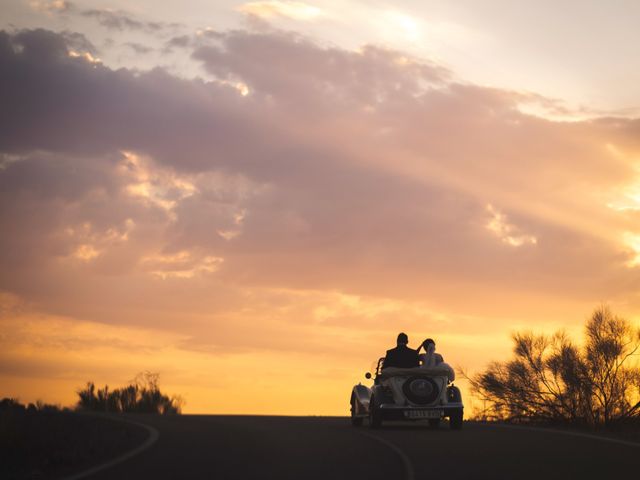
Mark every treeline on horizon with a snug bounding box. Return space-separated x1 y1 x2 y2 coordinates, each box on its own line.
77 371 183 415
468 305 640 428
1 371 182 415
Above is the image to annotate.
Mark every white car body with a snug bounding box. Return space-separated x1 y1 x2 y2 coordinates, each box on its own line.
350 358 464 429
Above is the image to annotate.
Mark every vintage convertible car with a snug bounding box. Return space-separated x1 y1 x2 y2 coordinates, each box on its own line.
350 357 463 429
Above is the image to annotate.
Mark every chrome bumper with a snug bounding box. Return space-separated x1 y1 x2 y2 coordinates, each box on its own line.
378 402 463 411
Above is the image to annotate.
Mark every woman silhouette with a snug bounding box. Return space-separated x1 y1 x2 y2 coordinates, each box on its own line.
418 338 444 367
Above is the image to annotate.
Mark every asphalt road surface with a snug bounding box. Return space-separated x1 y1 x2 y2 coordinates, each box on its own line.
84 416 638 480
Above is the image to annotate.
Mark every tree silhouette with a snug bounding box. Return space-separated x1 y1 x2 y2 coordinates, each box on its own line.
584 307 640 425
76 371 183 414
468 306 640 426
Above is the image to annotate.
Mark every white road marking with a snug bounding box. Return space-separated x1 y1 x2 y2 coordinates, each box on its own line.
483 422 640 449
358 431 415 480
63 416 160 480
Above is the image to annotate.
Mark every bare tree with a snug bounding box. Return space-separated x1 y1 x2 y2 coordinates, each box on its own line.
583 306 640 425
468 306 640 427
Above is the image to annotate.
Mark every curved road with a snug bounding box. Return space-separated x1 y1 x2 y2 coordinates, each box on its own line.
84 416 637 480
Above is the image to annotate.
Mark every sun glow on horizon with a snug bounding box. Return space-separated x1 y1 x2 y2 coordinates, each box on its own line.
2 2 640 417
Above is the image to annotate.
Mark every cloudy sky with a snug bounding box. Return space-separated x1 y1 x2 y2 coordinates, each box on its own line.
1 0 639 414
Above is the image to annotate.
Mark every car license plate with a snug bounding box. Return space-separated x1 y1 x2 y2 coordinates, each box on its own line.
405 410 442 419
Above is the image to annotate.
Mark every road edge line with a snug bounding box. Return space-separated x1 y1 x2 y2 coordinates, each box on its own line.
63 416 160 480
483 422 640 449
358 431 415 480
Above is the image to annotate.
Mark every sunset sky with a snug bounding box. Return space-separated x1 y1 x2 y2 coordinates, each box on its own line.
1 0 640 415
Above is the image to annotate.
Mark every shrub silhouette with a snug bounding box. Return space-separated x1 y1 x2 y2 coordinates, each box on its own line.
469 306 640 426
77 371 183 414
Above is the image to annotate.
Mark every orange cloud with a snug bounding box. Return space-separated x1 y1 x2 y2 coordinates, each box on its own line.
2 27 640 415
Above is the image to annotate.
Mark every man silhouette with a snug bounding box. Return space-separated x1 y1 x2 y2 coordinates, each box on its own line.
382 332 419 369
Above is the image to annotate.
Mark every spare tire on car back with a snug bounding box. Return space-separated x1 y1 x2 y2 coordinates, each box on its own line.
401 376 440 405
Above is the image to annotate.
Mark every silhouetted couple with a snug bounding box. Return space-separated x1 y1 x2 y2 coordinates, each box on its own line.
382 332 444 369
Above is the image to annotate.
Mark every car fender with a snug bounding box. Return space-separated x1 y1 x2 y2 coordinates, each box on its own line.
351 384 372 413
446 384 463 406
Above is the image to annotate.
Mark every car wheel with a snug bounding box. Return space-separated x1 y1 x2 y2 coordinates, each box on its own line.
428 418 440 429
351 399 363 427
369 395 382 429
449 408 463 430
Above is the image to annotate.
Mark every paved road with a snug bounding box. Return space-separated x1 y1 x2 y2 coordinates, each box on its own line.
85 416 637 480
